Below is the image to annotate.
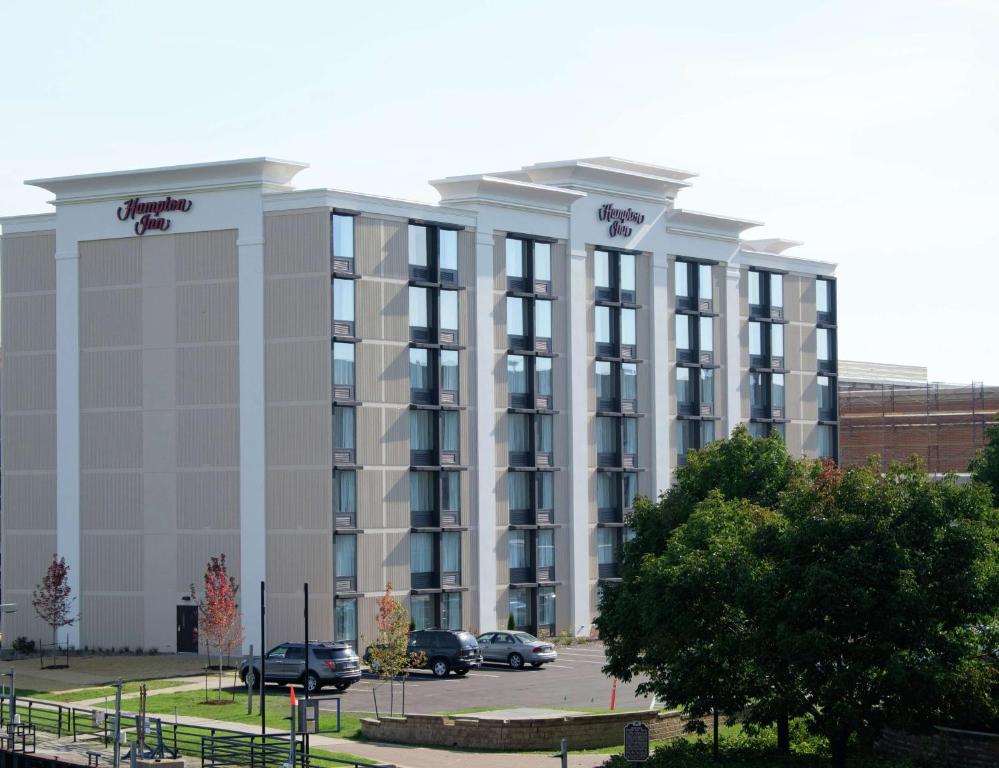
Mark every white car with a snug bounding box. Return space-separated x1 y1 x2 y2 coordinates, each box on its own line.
476 631 558 669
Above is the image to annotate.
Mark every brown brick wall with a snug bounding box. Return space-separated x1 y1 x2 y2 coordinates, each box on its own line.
361 710 691 750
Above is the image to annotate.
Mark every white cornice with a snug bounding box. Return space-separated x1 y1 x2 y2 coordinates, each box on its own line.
0 212 57 234
666 208 762 240
27 157 308 204
430 174 585 213
263 188 478 227
735 247 837 276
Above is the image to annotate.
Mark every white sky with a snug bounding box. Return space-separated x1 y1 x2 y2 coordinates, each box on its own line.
2 0 997 383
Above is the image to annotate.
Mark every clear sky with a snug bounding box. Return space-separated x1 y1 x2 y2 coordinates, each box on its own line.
2 0 996 383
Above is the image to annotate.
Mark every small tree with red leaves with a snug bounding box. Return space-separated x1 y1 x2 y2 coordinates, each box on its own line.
32 555 77 649
366 583 423 716
190 554 244 700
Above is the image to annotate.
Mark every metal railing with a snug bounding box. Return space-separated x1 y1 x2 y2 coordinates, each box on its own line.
1 698 387 768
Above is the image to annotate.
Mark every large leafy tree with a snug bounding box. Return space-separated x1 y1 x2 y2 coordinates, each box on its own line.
970 417 999 505
599 427 804 751
778 459 999 768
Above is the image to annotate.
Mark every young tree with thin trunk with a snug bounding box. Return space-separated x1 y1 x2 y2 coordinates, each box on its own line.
190 554 244 700
32 555 77 650
367 583 423 716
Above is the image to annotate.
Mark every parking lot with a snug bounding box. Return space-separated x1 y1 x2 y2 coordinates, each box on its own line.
319 642 653 715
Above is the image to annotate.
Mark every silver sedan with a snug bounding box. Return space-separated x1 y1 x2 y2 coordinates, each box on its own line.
476 631 558 669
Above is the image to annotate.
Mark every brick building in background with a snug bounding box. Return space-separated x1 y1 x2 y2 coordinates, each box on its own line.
839 360 999 474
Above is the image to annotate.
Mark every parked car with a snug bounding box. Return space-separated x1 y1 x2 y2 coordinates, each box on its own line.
364 629 482 678
476 631 557 669
239 641 361 693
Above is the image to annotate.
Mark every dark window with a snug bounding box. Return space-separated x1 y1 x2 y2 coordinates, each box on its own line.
507 237 552 295
675 260 713 311
440 350 459 403
818 375 836 420
818 424 837 460
749 268 784 319
817 327 836 373
332 342 355 400
332 278 355 337
595 249 638 303
677 419 714 467
409 286 431 341
597 416 620 467
816 278 836 324
331 214 355 273
410 348 434 402
334 469 356 528
333 406 355 464
335 533 356 591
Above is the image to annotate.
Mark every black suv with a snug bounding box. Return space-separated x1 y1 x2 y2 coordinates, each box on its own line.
239 642 361 693
365 629 482 678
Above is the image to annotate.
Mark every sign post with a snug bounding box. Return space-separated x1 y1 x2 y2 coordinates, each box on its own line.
623 721 650 763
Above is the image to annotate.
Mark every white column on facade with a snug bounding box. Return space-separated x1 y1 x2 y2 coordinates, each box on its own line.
238 237 266 651
725 264 743 436
55 247 81 647
651 253 672 492
473 231 498 632
568 247 590 637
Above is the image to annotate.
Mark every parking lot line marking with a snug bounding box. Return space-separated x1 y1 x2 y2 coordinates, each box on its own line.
547 664 575 669
468 672 502 678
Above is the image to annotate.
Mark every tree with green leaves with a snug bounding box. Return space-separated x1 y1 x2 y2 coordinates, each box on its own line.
970 417 999 505
777 459 999 768
367 583 424 716
599 426 804 753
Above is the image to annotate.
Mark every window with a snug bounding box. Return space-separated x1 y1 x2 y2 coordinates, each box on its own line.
509 530 530 569
674 260 689 298
334 469 356 525
411 532 434 574
621 363 637 406
411 595 433 630
408 225 428 269
597 527 616 565
750 372 766 412
596 361 616 405
699 316 714 354
623 473 637 510
331 214 354 261
677 419 714 467
441 350 459 396
621 308 636 347
535 414 553 455
410 348 433 393
676 314 691 354
622 418 637 458
534 242 551 284
508 473 531 512
700 420 715 446
442 531 461 575
595 250 611 291
332 278 354 323
507 296 527 339
508 355 528 399
749 322 763 358
597 417 619 462
771 323 784 362
441 410 459 455
410 471 435 519
509 588 531 628
332 342 354 391
334 407 355 452
508 413 531 454
537 529 554 570
537 473 553 512
335 534 356 580
677 367 692 410
772 373 785 412
506 239 524 279
816 278 834 319
818 375 835 417
770 273 783 310
597 473 619 514
817 328 835 371
817 424 836 459
700 368 715 410
698 264 712 302
620 253 636 298
410 410 435 452
439 229 458 275
749 271 761 307
595 306 612 345
535 299 552 340
676 421 689 465
439 290 458 333
335 598 357 646
535 357 553 402
538 587 555 628
442 592 461 630
441 471 460 517
409 286 430 329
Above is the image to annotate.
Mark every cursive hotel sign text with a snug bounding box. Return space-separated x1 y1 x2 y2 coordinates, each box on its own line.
598 203 645 238
117 196 193 235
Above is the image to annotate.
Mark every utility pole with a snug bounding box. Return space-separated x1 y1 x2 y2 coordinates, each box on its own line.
260 581 266 735
111 679 123 768
303 582 310 759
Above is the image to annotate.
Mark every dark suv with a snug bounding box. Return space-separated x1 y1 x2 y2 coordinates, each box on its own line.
239 642 361 693
365 629 481 678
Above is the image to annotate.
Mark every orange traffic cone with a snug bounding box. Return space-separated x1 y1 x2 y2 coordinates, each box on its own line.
290 686 297 707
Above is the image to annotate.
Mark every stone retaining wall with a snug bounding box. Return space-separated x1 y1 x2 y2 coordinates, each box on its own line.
877 726 999 768
361 710 690 750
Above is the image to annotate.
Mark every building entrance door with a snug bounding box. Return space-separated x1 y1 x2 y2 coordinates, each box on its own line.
176 605 198 653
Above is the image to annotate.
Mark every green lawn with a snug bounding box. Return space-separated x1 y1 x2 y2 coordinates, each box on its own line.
39 679 186 703
141 689 365 740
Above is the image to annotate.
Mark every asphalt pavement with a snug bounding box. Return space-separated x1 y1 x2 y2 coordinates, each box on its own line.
319 642 653 716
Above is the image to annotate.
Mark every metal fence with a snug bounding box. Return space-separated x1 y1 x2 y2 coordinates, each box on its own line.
0 698 388 768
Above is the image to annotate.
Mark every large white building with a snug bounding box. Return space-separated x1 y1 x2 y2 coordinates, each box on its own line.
0 156 838 653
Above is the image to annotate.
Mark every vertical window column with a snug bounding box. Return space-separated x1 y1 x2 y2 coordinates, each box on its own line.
674 259 719 465
746 267 789 441
505 236 559 635
816 277 838 459
408 222 467 628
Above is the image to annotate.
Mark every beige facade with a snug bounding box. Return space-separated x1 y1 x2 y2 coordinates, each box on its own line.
0 156 836 655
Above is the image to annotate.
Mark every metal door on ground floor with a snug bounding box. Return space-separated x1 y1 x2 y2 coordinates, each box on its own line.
177 605 198 653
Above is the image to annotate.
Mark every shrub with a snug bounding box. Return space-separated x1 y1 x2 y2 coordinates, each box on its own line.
12 637 36 655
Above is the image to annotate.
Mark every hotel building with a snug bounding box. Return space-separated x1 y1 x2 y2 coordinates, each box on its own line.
0 156 837 652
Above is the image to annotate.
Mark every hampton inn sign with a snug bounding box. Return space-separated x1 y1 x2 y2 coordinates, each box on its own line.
116 195 193 235
598 202 645 238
